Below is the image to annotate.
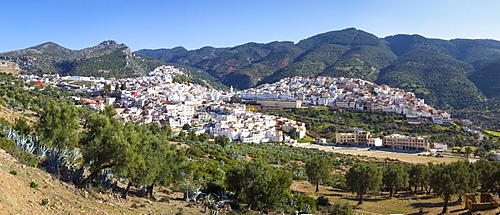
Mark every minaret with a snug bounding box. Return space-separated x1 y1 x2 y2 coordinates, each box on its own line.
230 86 233 92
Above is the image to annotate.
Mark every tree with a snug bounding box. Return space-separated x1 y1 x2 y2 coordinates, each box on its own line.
408 163 431 194
464 146 473 157
103 104 117 118
130 124 187 199
305 154 331 192
103 84 111 95
287 127 298 140
225 162 246 203
345 162 383 205
14 117 30 135
383 163 409 197
198 133 210 143
182 123 191 131
81 113 128 183
187 130 198 142
431 161 475 214
243 158 292 210
178 131 186 139
474 147 487 158
215 135 230 147
475 160 500 198
225 158 292 210
36 101 80 149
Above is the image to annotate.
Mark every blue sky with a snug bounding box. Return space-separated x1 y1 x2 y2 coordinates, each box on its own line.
1 0 499 52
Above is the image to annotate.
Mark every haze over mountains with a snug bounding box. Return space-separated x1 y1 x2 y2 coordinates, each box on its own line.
1 28 499 110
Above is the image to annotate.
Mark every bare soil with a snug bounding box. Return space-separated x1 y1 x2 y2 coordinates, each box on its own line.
0 61 21 75
0 148 205 214
296 144 463 164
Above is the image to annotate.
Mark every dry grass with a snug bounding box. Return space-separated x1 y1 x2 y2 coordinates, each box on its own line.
297 144 464 164
292 180 500 215
0 148 204 214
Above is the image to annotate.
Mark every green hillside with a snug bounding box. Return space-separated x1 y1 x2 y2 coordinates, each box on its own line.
135 28 499 110
376 50 486 109
0 41 164 79
2 28 499 110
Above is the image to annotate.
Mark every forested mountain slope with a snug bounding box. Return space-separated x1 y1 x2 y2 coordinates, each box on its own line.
136 28 500 110
0 40 163 78
2 28 499 110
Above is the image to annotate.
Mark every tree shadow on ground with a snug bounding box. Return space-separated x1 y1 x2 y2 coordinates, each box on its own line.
408 212 430 215
410 200 462 209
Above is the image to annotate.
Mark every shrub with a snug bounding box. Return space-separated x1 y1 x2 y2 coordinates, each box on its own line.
293 194 317 213
30 182 39 190
40 198 49 206
157 188 170 194
10 149 38 167
328 202 353 215
316 195 329 206
0 137 14 151
9 169 17 175
159 197 170 203
188 146 205 157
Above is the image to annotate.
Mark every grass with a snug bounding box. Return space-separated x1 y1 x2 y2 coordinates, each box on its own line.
292 180 497 215
484 130 500 137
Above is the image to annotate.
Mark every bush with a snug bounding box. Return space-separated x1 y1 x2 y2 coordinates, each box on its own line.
10 149 38 167
0 137 14 151
9 169 17 175
40 198 49 206
328 202 353 215
30 182 39 190
316 195 329 206
293 194 317 213
187 146 205 157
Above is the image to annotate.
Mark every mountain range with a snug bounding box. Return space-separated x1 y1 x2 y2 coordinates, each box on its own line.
0 41 225 89
1 28 499 110
135 28 500 110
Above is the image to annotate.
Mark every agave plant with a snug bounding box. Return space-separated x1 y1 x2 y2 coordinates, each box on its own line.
99 169 113 190
3 125 39 153
64 148 82 168
302 203 312 213
45 148 66 174
182 185 203 202
36 144 49 158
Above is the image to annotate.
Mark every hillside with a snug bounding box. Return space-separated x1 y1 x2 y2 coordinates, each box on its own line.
470 59 500 99
2 28 500 110
0 147 206 214
0 60 21 75
136 28 500 110
0 41 165 79
376 49 487 109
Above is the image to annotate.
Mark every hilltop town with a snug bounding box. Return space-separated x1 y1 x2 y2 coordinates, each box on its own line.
19 65 481 151
240 76 453 125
